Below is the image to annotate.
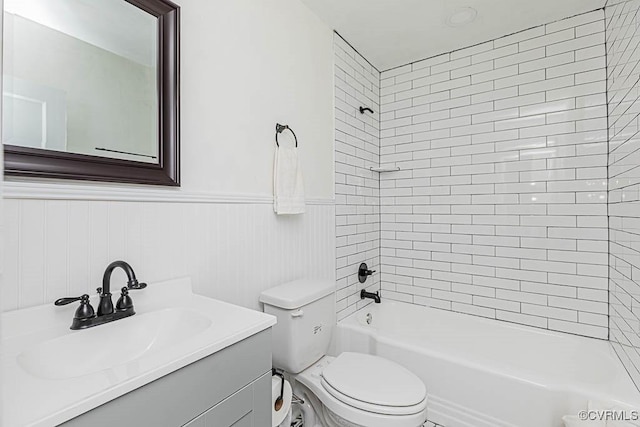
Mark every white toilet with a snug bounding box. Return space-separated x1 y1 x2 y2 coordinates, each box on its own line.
260 279 427 427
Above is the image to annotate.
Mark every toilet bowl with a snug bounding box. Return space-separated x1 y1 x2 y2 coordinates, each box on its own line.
293 354 427 427
260 279 428 427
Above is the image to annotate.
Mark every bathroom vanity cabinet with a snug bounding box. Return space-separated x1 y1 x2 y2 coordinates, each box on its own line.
60 330 272 427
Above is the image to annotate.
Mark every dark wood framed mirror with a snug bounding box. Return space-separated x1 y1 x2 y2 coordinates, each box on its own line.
3 0 180 186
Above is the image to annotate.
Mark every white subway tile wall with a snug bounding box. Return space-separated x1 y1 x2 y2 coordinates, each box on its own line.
334 34 382 321
378 9 609 339
2 198 335 312
607 0 640 389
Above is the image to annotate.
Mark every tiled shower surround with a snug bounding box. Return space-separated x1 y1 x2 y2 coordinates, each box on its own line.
334 34 381 320
377 10 609 339
607 0 640 389
335 9 613 339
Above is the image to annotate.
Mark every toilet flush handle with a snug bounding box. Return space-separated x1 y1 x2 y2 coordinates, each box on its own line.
291 309 304 318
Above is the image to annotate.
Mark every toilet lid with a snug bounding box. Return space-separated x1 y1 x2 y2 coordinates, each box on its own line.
321 352 426 408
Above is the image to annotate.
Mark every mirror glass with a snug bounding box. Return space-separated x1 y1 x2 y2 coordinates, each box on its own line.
3 0 159 163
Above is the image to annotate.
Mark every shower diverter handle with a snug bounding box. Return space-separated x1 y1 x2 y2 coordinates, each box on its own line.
291 309 304 318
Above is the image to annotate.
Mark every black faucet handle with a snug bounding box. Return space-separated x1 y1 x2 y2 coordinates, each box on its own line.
55 294 90 306
358 263 376 283
75 296 96 320
54 294 95 320
116 287 135 311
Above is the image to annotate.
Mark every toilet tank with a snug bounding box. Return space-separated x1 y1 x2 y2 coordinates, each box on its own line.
260 279 335 374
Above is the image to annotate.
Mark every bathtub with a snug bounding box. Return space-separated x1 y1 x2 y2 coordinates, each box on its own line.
333 300 640 427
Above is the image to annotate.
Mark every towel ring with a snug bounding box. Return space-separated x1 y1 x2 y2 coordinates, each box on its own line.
275 123 298 148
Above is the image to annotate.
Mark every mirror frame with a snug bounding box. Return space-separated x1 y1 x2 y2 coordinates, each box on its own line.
3 0 180 186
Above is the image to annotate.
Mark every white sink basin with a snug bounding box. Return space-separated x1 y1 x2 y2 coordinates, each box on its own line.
2 277 277 427
17 308 212 380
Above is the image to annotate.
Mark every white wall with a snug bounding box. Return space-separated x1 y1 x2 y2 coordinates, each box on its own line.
378 10 609 340
179 0 334 198
607 0 640 390
2 0 337 312
334 34 381 321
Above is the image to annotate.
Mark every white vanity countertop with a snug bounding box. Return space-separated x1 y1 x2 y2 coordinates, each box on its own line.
1 278 276 427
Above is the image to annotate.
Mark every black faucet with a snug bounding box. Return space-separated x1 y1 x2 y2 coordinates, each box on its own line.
55 261 147 330
360 289 381 303
98 260 147 316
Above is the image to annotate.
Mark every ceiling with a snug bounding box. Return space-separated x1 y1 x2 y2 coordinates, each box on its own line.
301 0 606 71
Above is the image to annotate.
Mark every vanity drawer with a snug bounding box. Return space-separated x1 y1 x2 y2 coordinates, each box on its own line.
184 371 270 427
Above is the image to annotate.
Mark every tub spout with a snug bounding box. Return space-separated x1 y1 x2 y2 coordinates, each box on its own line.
360 289 381 303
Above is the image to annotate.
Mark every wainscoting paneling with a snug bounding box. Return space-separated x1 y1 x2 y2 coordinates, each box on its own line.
3 197 335 312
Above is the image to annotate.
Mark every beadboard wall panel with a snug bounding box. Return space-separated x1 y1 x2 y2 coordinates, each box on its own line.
378 9 609 339
3 198 335 312
334 33 382 321
606 0 640 390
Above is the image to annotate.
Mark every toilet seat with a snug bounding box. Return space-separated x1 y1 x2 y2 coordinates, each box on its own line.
320 352 427 416
321 378 426 416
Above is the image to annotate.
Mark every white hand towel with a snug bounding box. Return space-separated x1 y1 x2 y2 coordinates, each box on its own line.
274 145 305 215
